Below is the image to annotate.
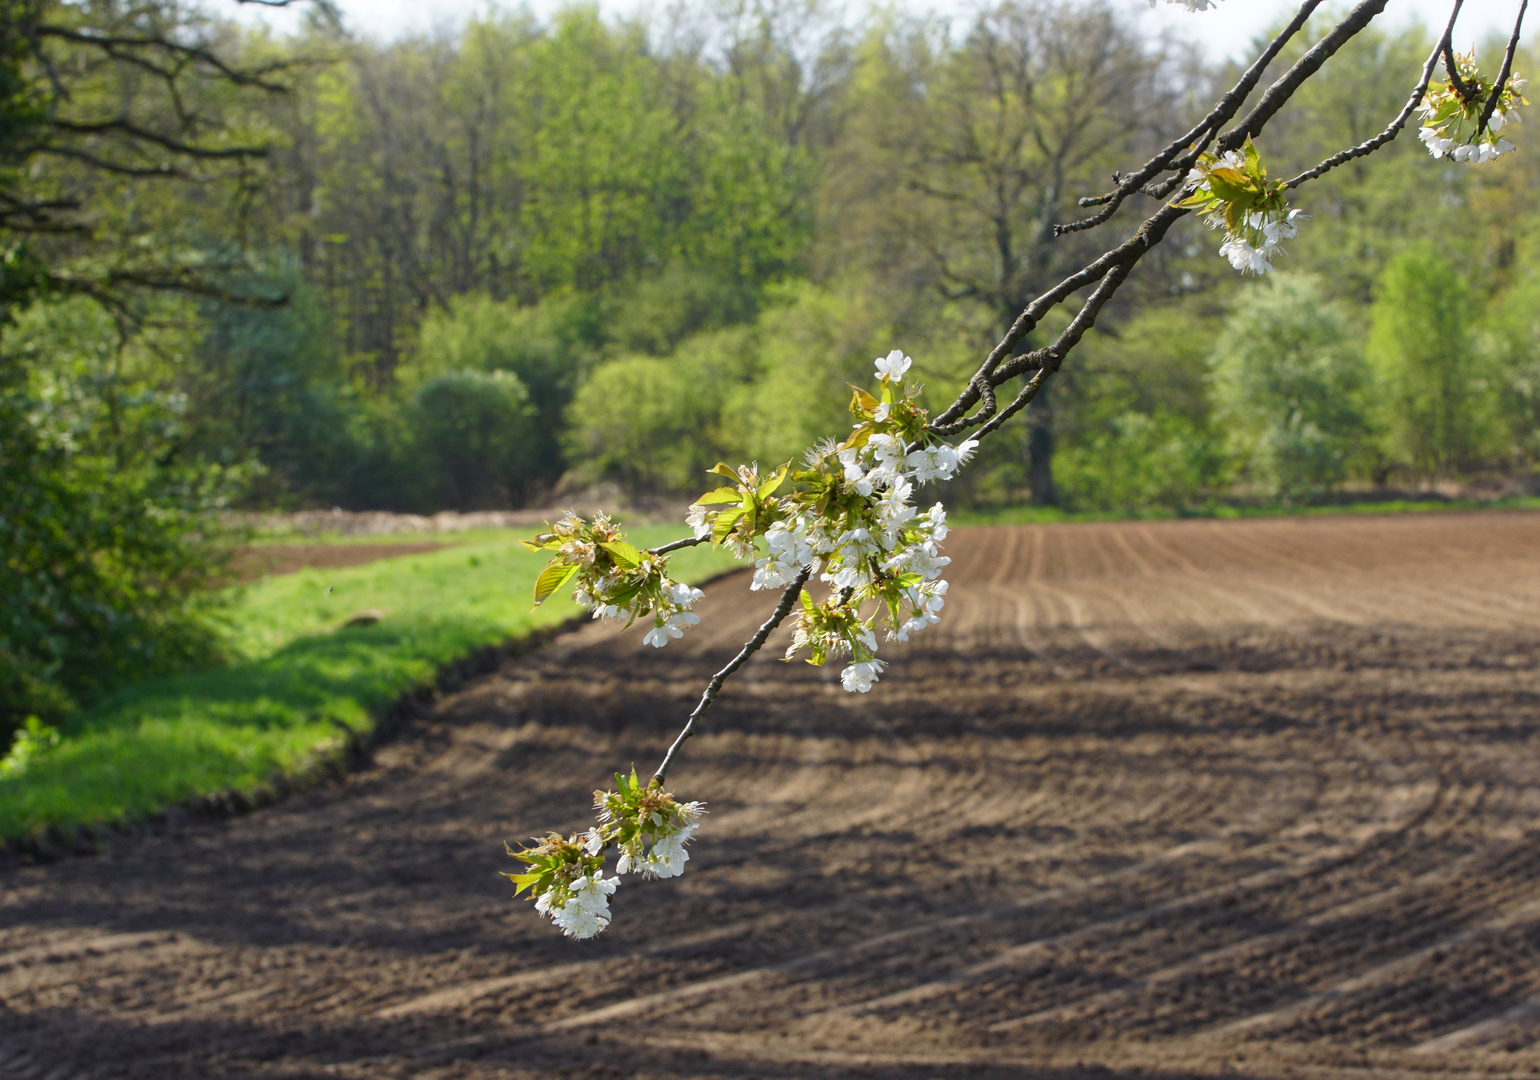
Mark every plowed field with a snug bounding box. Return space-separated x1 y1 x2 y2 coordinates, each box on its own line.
7 512 1540 1080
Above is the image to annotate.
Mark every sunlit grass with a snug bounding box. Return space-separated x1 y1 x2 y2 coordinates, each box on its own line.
0 526 735 843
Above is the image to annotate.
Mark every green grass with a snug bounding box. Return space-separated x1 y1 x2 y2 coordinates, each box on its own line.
240 526 537 548
0 527 736 844
952 495 1540 527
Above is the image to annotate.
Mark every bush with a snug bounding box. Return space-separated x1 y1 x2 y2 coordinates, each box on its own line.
564 351 726 493
1056 411 1222 512
0 298 233 747
190 280 358 507
1209 274 1372 502
413 370 540 509
1052 302 1225 512
1368 246 1497 475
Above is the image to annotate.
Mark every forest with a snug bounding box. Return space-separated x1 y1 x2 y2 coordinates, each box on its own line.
1 0 1535 741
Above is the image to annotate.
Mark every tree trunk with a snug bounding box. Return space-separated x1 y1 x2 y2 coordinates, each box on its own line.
1026 381 1056 507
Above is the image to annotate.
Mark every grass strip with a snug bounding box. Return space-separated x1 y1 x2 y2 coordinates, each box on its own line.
0 526 735 844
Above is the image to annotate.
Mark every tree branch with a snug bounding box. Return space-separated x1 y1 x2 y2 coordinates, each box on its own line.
1055 0 1327 236
48 118 268 160
1282 2 1461 188
648 535 709 556
1478 0 1528 136
653 565 811 785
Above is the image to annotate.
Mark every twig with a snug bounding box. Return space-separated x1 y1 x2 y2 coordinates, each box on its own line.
648 535 709 556
1055 0 1326 237
653 566 811 785
1283 1 1461 188
1478 0 1528 136
1442 40 1475 102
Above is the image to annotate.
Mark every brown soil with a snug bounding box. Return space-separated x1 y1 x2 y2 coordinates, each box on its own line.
227 542 447 583
8 511 1540 1079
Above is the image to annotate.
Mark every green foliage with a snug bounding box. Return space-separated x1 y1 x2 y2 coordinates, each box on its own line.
564 343 737 493
0 297 237 746
1368 247 1495 476
190 279 358 506
722 282 897 468
413 370 539 509
1481 239 1540 465
0 527 737 842
304 8 811 383
1210 275 1372 502
1051 305 1223 512
1056 411 1223 513
0 717 60 780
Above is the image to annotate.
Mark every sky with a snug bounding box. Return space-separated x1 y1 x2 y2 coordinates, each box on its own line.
250 0 1528 61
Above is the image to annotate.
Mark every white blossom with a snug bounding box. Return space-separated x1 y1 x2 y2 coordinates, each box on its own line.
766 518 816 563
840 659 887 693
1219 236 1274 275
927 502 949 541
549 874 619 939
874 349 913 383
751 554 801 591
1214 208 1305 276
907 438 979 482
668 581 705 609
1416 65 1525 166
686 503 712 539
642 611 698 648
836 447 875 496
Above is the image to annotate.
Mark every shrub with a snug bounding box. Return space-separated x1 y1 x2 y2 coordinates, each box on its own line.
411 370 540 509
0 302 233 746
1209 274 1372 502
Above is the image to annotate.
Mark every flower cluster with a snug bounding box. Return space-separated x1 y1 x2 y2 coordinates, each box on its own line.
523 511 705 648
594 768 705 879
1176 139 1305 275
504 770 704 939
687 350 973 695
1419 52 1527 165
502 832 618 939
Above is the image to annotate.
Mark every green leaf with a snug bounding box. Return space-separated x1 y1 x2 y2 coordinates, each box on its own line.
1241 137 1261 173
849 386 880 417
607 581 643 610
501 870 544 897
711 504 746 544
1206 171 1252 204
533 561 579 606
695 487 743 505
1224 197 1246 235
708 462 739 480
756 463 789 500
600 540 642 567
